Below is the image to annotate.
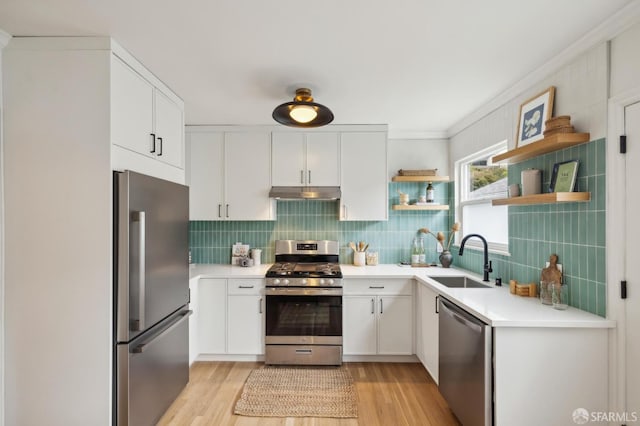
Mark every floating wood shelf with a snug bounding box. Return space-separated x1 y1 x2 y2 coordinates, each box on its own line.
492 133 591 164
391 175 450 182
491 192 591 206
392 204 450 211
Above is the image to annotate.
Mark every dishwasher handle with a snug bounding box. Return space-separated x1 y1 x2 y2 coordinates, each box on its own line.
439 298 484 333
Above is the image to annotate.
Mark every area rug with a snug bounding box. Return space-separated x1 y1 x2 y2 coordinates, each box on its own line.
234 366 358 418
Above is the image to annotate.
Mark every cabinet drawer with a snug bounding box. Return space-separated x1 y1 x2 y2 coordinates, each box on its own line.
344 279 413 296
227 279 265 295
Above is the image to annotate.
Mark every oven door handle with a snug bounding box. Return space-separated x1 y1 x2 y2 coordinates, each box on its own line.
265 287 343 296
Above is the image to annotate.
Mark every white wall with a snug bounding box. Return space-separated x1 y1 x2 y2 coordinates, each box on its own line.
610 22 640 97
449 42 609 168
0 27 11 426
387 138 449 179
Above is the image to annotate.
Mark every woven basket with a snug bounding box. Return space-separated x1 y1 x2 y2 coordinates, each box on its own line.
398 169 437 176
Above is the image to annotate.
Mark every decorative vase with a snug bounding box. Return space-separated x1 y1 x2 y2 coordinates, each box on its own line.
439 250 453 268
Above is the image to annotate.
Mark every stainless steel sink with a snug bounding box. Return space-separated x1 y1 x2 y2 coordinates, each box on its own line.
430 275 492 288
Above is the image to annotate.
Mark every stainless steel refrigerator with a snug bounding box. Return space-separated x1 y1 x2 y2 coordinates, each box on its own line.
114 170 191 426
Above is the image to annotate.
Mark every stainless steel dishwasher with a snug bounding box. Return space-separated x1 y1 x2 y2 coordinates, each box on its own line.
438 297 492 426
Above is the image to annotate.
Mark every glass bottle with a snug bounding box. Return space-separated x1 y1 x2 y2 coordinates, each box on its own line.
426 182 435 203
417 237 426 264
411 238 420 265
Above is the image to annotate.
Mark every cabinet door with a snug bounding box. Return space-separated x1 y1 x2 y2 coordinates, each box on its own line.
343 296 377 355
340 132 388 221
225 132 275 220
378 295 413 355
227 295 264 355
111 56 154 156
197 279 226 354
306 132 340 186
417 284 439 382
272 132 305 186
188 278 199 365
187 132 224 220
154 89 184 169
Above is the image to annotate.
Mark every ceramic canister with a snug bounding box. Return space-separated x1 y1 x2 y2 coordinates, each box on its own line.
521 169 542 196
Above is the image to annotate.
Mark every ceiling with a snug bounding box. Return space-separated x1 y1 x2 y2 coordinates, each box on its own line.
0 0 635 138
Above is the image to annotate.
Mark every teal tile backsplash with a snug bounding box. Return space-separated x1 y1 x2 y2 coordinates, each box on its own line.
190 180 451 266
190 139 606 317
452 138 606 317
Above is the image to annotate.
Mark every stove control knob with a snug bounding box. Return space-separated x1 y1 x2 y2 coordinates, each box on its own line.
283 279 290 285
301 279 308 285
273 279 280 285
319 279 326 285
327 279 334 285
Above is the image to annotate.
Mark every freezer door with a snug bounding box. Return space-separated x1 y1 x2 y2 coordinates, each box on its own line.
117 308 191 426
115 170 190 342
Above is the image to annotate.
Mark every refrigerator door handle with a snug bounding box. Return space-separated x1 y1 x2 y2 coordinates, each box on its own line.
132 310 193 354
131 211 146 331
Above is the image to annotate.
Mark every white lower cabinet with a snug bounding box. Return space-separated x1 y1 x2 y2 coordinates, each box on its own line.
196 278 264 357
416 282 439 382
188 277 199 365
197 278 227 354
343 279 413 355
343 296 378 355
227 279 265 355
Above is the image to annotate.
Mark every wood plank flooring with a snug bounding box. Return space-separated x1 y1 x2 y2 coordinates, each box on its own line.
158 362 460 426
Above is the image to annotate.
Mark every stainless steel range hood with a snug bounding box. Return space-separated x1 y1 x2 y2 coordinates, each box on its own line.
268 186 341 200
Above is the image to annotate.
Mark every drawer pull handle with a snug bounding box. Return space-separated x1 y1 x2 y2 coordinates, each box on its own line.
238 285 255 289
369 286 384 289
295 349 313 354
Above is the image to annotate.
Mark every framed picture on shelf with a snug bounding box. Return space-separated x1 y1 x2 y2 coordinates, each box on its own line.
516 86 555 147
549 159 579 192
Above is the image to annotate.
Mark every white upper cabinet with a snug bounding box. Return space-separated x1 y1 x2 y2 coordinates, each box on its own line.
340 131 388 221
186 127 276 221
111 56 154 156
272 131 340 186
111 54 184 174
272 133 305 186
187 132 224 220
153 89 184 168
224 131 274 220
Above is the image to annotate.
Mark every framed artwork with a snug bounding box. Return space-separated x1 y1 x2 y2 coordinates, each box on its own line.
516 86 555 147
549 159 579 192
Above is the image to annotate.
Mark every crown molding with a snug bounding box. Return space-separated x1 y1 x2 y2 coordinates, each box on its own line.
446 0 640 138
0 29 11 49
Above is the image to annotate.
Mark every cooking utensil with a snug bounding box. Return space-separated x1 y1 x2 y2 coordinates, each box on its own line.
349 242 357 252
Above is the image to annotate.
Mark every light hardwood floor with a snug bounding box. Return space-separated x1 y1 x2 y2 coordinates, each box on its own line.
158 362 460 426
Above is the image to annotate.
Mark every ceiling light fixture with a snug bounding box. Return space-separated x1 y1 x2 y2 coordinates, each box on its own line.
272 88 334 128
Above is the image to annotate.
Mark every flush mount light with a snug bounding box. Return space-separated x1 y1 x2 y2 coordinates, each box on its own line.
272 88 334 128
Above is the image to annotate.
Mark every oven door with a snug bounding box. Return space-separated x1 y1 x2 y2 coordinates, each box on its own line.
265 287 342 345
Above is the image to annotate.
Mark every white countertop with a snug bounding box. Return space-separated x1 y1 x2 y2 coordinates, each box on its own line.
190 263 615 329
190 263 272 279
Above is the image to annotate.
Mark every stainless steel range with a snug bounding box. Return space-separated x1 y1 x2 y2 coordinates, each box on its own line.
265 240 343 365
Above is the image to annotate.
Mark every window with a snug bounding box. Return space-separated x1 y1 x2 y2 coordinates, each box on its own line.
455 141 509 253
